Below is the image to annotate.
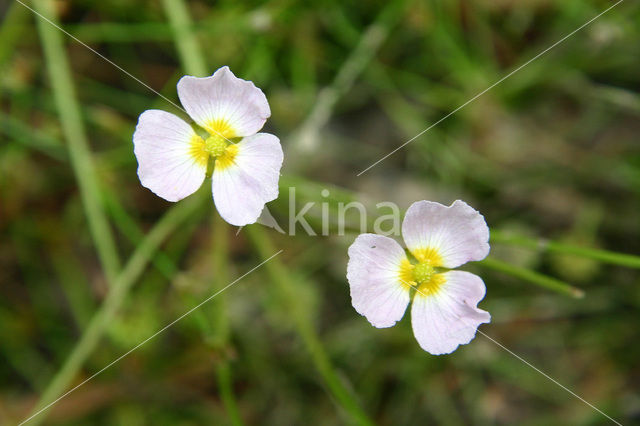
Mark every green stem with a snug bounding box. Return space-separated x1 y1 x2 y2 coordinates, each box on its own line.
0 0 30 65
34 0 120 285
478 257 585 299
161 0 208 77
103 188 179 279
23 194 203 425
0 111 67 159
246 226 372 426
491 230 640 269
210 215 244 426
216 362 243 426
207 215 231 346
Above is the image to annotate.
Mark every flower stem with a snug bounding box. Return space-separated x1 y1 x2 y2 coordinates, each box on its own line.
246 226 373 426
478 257 585 299
491 230 640 269
210 216 244 425
216 362 244 426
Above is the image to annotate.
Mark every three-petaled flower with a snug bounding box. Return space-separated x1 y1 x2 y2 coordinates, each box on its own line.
133 66 283 226
347 200 491 355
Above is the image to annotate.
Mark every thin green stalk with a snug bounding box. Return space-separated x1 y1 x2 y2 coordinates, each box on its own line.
206 215 231 346
0 112 66 160
216 362 243 426
246 226 372 426
162 0 208 77
34 0 120 285
478 257 585 299
23 193 204 425
0 0 30 65
491 230 640 269
210 215 244 426
103 188 178 279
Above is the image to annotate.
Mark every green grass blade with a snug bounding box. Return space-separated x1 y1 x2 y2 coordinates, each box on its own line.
0 1 30 65
478 257 585 299
34 0 120 285
246 226 373 426
216 361 244 426
210 215 244 426
491 230 640 269
103 188 179 279
23 193 204 425
162 0 208 77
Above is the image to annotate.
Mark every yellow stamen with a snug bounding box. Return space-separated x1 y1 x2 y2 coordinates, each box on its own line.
188 118 238 171
398 258 415 290
205 118 235 139
412 246 443 267
413 262 435 284
215 143 239 171
205 136 227 156
415 273 445 297
397 246 446 297
189 135 208 167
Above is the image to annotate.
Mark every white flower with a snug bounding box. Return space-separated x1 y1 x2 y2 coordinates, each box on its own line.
346 200 491 355
133 66 283 226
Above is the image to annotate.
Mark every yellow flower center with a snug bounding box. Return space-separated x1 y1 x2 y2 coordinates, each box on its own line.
398 258 415 289
188 119 239 171
205 136 228 157
215 143 239 171
189 135 209 167
412 247 443 266
412 260 444 296
397 247 446 297
413 262 435 284
415 272 445 297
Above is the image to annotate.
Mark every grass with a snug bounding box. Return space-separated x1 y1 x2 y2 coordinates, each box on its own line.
2 0 640 425
33 0 121 286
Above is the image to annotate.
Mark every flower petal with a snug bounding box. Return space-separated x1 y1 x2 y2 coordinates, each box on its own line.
177 66 270 138
133 109 206 202
212 133 283 226
347 234 412 328
411 271 490 355
402 200 490 268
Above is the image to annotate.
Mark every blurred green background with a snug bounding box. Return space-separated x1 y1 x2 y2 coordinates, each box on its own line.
1 0 639 424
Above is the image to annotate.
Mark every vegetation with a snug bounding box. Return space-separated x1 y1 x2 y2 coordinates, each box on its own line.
1 0 639 424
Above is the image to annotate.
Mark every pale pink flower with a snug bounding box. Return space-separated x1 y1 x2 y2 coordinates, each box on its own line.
347 200 491 355
133 66 283 226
